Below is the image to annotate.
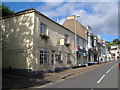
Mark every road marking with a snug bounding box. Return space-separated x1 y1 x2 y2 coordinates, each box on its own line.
97 75 105 83
111 67 114 70
106 69 111 73
106 63 118 74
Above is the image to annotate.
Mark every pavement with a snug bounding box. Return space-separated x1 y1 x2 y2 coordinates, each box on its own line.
32 60 118 90
31 61 113 88
2 60 114 89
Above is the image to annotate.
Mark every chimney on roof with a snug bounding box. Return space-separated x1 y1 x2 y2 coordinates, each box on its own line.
98 35 101 39
56 18 60 23
66 15 75 20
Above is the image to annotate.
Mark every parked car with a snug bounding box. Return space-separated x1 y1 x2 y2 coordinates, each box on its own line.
118 63 120 69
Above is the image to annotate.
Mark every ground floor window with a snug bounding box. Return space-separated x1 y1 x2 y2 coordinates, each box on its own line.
55 52 63 63
40 49 49 64
67 54 71 63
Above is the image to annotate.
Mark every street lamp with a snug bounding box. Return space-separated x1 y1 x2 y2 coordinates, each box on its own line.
74 15 80 66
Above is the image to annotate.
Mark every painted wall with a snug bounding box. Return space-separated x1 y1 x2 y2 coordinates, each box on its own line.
2 11 76 72
2 12 35 70
33 12 75 71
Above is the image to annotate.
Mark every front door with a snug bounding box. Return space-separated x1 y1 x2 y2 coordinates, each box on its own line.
51 51 55 71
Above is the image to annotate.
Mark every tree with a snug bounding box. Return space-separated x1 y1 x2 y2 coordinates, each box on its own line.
2 4 14 17
113 39 120 44
113 39 119 42
0 4 14 49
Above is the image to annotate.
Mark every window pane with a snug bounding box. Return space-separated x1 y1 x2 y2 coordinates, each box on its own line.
40 23 46 34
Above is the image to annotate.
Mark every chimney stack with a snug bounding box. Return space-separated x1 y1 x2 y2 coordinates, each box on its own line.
97 35 101 39
66 15 75 20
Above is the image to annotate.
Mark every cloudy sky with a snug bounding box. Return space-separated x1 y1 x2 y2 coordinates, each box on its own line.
3 0 119 42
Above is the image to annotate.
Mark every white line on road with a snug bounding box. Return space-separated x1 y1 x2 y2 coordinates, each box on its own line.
97 75 105 84
106 69 111 73
106 63 117 74
111 67 114 69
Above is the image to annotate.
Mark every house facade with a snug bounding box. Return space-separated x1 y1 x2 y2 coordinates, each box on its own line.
2 8 110 73
87 26 99 64
97 35 108 63
110 44 120 60
63 15 88 66
2 9 76 72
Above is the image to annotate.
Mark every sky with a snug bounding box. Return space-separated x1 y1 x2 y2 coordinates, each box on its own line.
2 0 119 42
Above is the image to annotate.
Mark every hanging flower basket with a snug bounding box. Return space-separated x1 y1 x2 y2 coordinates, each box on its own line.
67 60 71 63
64 43 70 47
40 34 50 41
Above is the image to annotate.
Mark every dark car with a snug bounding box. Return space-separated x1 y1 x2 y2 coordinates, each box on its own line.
118 63 120 69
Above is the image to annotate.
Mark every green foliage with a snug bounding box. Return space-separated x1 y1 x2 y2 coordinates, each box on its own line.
64 43 70 47
112 39 120 44
1 4 14 49
106 38 120 51
40 34 50 41
0 3 2 10
108 39 120 45
2 3 14 17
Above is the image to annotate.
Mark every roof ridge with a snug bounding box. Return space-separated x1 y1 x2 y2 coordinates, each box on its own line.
2 8 36 19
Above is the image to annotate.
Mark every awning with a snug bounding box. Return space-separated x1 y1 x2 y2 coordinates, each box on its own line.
77 49 87 56
78 49 86 53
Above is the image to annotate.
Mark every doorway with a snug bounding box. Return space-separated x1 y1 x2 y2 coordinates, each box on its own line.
51 51 55 71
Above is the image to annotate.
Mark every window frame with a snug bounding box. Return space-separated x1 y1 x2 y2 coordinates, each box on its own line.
40 49 49 64
40 23 47 35
67 53 71 63
64 34 69 43
55 52 63 63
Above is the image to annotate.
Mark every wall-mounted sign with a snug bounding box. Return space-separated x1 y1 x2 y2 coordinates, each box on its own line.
73 45 78 51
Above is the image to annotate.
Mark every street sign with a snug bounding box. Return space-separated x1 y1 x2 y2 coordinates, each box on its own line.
60 38 64 45
74 45 78 51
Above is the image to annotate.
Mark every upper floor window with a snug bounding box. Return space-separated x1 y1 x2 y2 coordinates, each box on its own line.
77 37 79 45
64 34 69 43
40 23 47 35
82 40 84 48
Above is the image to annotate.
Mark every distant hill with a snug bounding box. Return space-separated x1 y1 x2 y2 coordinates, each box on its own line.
106 39 120 51
109 39 120 45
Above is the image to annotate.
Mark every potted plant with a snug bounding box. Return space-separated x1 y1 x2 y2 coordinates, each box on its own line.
40 34 50 42
67 60 71 63
64 43 70 47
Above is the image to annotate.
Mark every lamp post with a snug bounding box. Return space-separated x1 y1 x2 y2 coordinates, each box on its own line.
74 15 80 66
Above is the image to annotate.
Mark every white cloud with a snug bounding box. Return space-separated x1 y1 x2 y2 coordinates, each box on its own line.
59 18 66 24
80 2 118 36
37 2 118 36
37 2 64 12
2 0 118 2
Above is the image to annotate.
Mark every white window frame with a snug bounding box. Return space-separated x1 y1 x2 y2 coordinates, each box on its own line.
40 49 49 64
55 52 63 63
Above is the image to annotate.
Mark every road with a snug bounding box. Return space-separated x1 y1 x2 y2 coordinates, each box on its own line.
41 60 118 88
